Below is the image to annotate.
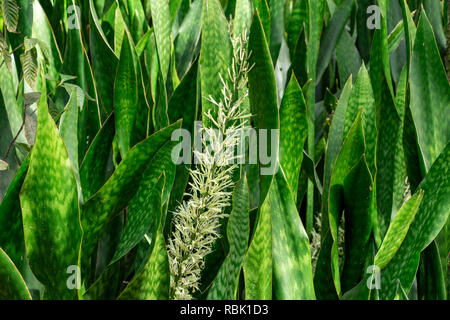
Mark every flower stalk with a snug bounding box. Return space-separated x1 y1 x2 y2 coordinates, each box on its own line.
167 29 252 300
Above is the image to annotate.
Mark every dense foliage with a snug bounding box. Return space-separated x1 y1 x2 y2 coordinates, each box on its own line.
0 0 448 300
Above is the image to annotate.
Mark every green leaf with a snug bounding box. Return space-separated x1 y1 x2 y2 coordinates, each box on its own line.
305 0 324 236
0 63 27 159
345 64 376 175
59 88 81 198
316 0 354 83
114 31 138 156
279 74 307 201
328 110 366 297
247 9 279 203
110 142 175 264
321 76 352 238
375 73 400 239
207 176 250 299
166 61 199 223
81 121 181 265
89 0 118 115
336 30 362 84
199 0 232 126
252 0 270 44
271 169 316 299
0 248 31 300
1 0 19 32
83 261 122 300
392 67 408 214
374 191 424 269
20 88 82 300
418 240 447 300
410 10 450 172
150 0 172 83
118 228 170 299
80 114 115 200
243 185 272 299
233 0 252 36
0 156 29 272
340 158 373 293
378 142 450 299
268 0 284 62
174 0 202 78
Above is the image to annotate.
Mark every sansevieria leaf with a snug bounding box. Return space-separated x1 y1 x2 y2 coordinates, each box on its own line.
114 31 138 156
200 0 232 126
0 248 31 300
377 142 450 299
410 10 450 172
118 228 170 300
150 0 171 83
20 86 82 300
81 121 181 265
208 176 250 299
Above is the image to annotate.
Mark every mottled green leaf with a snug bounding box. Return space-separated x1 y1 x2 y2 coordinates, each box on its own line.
59 88 81 198
248 10 279 203
208 176 250 299
321 76 352 238
375 74 400 239
374 191 424 269
345 64 376 175
111 141 175 263
150 0 171 83
20 89 82 300
118 229 170 300
252 0 270 44
410 10 450 172
89 0 118 115
271 169 316 299
243 185 272 300
80 114 115 200
336 30 362 84
199 0 232 126
378 142 450 299
233 0 252 36
279 74 307 201
328 111 366 297
114 31 138 156
340 158 373 293
81 121 181 264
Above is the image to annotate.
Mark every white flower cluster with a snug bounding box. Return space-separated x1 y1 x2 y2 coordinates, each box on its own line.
167 30 252 300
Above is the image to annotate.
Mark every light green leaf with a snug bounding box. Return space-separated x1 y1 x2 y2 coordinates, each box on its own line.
208 176 250 299
279 74 307 201
118 229 170 300
150 0 172 83
20 88 82 300
199 0 232 126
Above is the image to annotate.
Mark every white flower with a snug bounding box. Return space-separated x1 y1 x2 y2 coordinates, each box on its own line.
167 30 252 300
